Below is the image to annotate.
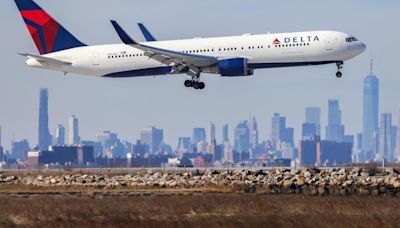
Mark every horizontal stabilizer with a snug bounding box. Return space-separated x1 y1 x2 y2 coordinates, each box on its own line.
19 53 72 65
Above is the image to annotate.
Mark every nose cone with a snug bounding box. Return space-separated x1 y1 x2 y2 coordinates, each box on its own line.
360 42 367 53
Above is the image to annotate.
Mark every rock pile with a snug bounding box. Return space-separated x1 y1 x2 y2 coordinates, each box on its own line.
1 168 400 195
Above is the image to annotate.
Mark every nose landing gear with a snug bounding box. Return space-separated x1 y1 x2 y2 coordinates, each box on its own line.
336 62 344 78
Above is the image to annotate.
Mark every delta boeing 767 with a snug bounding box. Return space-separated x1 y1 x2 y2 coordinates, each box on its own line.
15 0 366 90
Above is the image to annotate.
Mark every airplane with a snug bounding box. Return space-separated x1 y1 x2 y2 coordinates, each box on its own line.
15 0 366 90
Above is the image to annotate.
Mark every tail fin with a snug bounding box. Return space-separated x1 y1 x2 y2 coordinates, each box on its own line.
15 0 86 55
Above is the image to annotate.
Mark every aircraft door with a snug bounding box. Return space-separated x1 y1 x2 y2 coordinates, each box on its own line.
92 53 100 66
325 38 334 50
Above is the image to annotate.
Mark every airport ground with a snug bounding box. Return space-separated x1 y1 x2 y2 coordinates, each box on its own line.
0 193 399 228
1 168 400 227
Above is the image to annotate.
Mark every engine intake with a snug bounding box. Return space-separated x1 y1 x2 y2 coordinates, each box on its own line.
219 58 253 77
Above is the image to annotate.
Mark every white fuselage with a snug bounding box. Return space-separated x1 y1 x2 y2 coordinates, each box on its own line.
26 30 366 77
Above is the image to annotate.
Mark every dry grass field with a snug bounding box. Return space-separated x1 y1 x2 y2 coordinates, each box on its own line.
0 194 399 228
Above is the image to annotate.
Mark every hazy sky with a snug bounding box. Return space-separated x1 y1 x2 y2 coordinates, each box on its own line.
1 0 399 150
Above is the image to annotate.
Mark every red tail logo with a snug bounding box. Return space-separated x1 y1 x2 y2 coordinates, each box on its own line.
21 10 59 54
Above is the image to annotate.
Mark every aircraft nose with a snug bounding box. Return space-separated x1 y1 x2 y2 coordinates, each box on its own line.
360 42 367 52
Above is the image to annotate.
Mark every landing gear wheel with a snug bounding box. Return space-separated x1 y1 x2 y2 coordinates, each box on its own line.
193 82 201 90
336 71 343 78
199 82 205 90
184 80 193 87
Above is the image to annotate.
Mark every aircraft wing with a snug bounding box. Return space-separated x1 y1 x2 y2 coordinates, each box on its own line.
111 20 218 76
19 53 72 65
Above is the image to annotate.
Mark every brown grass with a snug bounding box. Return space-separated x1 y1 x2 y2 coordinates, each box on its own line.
0 194 399 228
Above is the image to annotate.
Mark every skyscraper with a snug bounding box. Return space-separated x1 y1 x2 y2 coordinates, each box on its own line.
234 121 250 153
11 139 30 161
208 122 216 144
302 123 317 139
397 112 400 161
68 115 80 145
0 126 3 161
192 128 206 144
271 113 283 144
55 124 65 145
391 126 397 160
271 113 294 146
305 107 321 136
362 62 379 160
178 137 191 154
222 124 229 142
379 113 393 161
140 126 164 153
326 100 345 142
38 88 51 150
248 115 259 149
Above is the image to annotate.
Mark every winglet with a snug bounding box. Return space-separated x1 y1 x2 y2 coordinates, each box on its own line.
110 20 138 45
138 23 157 42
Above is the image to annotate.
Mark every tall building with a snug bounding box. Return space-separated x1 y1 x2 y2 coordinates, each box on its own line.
234 121 250 153
192 128 206 144
397 112 400 161
271 113 294 146
11 139 30 161
302 123 318 139
248 115 259 149
326 100 345 142
305 107 321 136
68 115 80 145
379 113 393 161
96 131 120 157
391 126 397 161
177 137 191 154
362 62 379 160
140 126 164 153
0 126 3 161
38 88 52 150
208 122 216 144
55 124 65 145
222 124 229 142
271 113 283 144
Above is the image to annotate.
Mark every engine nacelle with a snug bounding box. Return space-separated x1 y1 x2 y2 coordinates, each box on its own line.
219 58 254 77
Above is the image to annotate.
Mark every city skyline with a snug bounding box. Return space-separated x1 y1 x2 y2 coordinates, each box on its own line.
0 80 399 165
0 82 399 153
0 0 399 150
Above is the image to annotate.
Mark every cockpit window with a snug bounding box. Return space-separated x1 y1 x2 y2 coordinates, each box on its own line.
346 37 358 42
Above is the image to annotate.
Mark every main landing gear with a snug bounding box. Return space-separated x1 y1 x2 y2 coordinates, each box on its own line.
336 62 344 78
184 77 205 90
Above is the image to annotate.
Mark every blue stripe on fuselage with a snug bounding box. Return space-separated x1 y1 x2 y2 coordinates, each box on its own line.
248 61 338 69
102 61 338 78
